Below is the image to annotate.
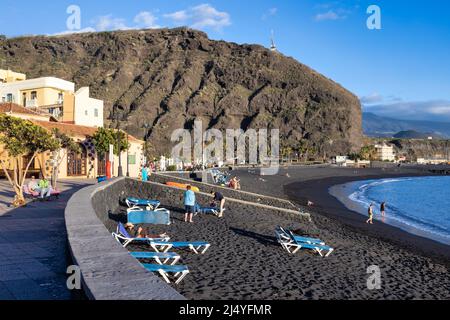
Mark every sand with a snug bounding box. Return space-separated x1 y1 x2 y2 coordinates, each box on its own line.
113 165 450 300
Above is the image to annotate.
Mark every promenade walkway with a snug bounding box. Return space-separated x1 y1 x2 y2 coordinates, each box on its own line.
0 179 95 300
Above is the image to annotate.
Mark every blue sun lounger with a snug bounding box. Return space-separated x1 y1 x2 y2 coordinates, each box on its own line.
112 222 170 247
275 227 334 257
126 197 161 210
127 207 171 225
141 263 190 284
276 226 325 245
130 252 181 265
150 241 211 254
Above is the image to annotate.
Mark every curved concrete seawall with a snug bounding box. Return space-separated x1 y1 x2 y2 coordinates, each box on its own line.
64 178 185 300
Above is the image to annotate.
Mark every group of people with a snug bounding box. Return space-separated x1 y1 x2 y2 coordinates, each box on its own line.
366 201 386 224
183 185 226 223
27 176 54 200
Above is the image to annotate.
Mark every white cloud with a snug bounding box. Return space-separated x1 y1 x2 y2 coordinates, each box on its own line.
360 93 384 105
262 7 278 20
315 10 343 21
164 4 231 31
364 100 450 122
51 27 96 36
134 11 160 29
163 10 189 22
95 15 131 32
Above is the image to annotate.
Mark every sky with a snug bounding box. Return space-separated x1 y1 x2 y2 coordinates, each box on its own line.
1 0 450 122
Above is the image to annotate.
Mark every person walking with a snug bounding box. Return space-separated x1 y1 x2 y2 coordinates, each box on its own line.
366 203 374 224
184 186 196 223
211 191 226 218
141 165 149 182
380 202 386 216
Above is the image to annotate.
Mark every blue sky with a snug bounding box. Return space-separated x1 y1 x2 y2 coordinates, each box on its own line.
1 0 450 122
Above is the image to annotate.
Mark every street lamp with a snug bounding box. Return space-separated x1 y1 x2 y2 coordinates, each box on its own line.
142 123 152 164
116 111 123 177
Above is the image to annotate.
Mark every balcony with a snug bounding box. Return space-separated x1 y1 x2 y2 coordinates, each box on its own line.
25 99 38 108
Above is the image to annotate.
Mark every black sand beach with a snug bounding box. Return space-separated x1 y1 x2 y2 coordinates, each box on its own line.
113 166 450 300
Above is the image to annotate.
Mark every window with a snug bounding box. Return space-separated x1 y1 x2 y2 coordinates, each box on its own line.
128 154 136 165
31 91 37 100
85 110 88 116
6 94 13 102
57 93 63 103
94 108 99 117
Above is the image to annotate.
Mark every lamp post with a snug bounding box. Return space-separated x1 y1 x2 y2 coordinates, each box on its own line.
142 123 151 165
116 112 123 177
126 128 130 177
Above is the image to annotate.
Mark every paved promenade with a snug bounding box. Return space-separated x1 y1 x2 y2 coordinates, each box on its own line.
0 179 95 300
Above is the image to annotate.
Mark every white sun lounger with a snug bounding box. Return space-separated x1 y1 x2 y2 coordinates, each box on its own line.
130 251 181 265
112 223 170 247
275 227 334 257
141 263 190 284
150 241 211 254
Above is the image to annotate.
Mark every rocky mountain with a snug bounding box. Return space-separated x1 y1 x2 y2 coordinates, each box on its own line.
0 28 363 157
363 112 450 139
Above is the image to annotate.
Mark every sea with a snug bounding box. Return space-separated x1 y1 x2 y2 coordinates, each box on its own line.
330 176 450 245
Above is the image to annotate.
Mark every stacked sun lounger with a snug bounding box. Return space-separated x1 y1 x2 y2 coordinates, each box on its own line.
275 226 334 257
125 197 161 210
112 222 210 284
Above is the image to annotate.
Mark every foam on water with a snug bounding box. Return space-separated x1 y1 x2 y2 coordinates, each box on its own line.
332 176 450 245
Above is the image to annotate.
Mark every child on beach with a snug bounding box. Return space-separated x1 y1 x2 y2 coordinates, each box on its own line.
366 203 374 224
184 185 196 223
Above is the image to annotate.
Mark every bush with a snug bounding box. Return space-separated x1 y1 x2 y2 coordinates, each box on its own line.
166 165 177 172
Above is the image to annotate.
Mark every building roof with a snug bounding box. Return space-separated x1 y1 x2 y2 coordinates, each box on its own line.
30 120 143 143
0 102 42 116
1 103 143 143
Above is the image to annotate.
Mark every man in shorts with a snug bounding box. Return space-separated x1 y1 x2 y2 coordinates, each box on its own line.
184 185 196 223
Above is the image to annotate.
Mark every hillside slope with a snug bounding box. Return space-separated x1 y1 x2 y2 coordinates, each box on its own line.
0 28 363 157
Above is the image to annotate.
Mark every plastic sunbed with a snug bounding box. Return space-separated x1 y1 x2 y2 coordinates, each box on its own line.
150 241 211 254
130 251 181 265
277 226 325 245
125 197 161 210
141 263 190 284
112 222 170 247
275 227 334 257
127 207 171 225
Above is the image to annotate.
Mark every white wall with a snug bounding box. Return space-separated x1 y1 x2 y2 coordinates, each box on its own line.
0 77 75 103
74 87 104 128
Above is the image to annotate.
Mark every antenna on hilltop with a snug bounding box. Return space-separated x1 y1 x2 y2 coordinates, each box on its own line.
270 30 277 52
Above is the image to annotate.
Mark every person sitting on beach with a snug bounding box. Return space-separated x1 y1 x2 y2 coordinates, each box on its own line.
124 223 168 239
184 185 196 223
366 203 374 224
229 177 241 190
210 191 226 218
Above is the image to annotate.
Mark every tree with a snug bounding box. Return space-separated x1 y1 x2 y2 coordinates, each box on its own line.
0 115 60 207
359 145 377 161
50 129 81 189
92 127 129 158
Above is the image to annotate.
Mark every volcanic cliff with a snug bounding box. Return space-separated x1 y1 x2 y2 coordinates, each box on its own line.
0 28 363 157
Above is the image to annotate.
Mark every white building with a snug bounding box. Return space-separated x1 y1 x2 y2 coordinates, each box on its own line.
0 71 103 128
375 143 396 162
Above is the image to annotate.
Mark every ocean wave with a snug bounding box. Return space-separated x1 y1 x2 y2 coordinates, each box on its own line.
347 177 450 244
